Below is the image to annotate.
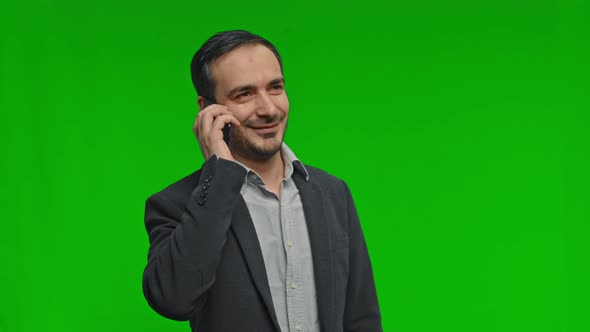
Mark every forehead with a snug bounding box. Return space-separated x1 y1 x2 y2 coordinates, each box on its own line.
210 44 282 93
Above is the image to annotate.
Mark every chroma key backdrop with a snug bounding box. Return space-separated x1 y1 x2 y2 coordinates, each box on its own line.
1 0 588 331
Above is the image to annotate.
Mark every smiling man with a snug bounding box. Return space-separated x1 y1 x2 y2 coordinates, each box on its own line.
142 30 382 332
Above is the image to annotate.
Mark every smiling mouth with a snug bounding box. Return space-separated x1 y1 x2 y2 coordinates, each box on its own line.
252 123 277 128
250 122 279 134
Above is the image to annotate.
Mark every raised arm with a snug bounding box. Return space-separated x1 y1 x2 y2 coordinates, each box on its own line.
142 156 247 320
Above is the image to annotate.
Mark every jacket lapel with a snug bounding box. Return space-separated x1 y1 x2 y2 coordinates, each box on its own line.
293 173 334 332
229 172 335 332
230 197 281 332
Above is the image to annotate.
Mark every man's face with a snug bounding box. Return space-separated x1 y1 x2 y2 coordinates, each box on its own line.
210 44 289 160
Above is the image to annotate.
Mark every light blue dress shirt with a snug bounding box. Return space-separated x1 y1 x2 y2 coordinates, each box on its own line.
232 143 319 332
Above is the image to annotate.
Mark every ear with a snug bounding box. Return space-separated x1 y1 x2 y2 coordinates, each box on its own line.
197 96 206 111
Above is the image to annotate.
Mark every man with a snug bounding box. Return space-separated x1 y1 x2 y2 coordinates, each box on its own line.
142 30 382 332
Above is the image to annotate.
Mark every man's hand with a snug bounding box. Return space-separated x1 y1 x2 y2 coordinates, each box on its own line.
193 104 241 161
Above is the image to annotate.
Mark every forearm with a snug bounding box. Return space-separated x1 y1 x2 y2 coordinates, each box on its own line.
142 157 247 320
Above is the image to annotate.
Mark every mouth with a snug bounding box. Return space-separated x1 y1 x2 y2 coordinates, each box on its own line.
250 122 279 134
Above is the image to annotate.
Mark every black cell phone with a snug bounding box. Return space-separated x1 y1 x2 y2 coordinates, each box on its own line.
222 123 231 145
203 96 231 145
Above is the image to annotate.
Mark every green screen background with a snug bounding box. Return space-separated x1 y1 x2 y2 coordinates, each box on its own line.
1 0 588 331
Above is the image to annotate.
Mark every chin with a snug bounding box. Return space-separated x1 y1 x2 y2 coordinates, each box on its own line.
233 135 282 160
250 139 283 159
231 124 286 160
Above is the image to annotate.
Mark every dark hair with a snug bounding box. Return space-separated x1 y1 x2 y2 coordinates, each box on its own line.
190 30 283 104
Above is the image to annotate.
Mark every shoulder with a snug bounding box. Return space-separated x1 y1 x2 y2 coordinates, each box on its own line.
302 163 350 196
146 156 246 207
304 164 342 183
147 168 203 207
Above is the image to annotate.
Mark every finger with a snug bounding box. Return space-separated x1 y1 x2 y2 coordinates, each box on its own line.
195 106 232 137
199 104 230 117
196 105 230 127
200 112 233 140
210 114 241 132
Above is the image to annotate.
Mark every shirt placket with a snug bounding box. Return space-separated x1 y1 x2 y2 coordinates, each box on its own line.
281 179 306 332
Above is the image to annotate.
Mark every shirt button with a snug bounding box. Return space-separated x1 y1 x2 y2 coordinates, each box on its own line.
295 324 302 331
281 203 285 208
291 282 297 289
287 240 293 247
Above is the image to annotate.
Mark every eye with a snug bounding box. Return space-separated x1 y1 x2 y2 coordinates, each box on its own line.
235 91 253 101
270 85 284 93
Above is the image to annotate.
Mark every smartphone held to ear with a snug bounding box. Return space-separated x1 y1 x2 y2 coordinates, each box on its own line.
201 97 231 145
222 123 231 145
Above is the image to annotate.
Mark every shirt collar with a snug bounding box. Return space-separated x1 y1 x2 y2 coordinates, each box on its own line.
233 142 310 188
280 142 310 181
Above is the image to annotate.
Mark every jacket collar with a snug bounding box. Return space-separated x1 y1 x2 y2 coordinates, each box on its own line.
281 142 310 181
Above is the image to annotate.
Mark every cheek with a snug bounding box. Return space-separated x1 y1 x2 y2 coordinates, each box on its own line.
229 106 253 123
277 95 289 112
231 124 249 140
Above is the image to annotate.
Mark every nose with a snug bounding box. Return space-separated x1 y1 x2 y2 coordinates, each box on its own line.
254 91 278 117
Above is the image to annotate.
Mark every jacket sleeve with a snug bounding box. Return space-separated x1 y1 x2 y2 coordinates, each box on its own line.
342 180 383 331
142 156 247 321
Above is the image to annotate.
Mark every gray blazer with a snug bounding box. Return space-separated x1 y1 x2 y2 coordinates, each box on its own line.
142 156 382 331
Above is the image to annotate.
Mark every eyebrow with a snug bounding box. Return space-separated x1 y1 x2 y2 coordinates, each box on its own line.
227 77 285 97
